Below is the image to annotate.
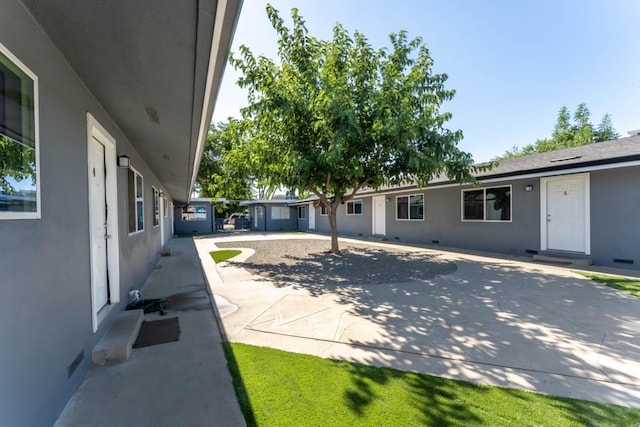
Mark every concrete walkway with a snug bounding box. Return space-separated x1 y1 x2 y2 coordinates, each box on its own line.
55 238 245 427
195 233 640 408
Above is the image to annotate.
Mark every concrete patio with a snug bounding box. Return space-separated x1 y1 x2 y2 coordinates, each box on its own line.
195 233 640 408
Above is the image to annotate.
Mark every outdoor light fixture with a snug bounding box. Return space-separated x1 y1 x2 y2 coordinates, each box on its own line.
525 184 533 192
386 197 391 202
117 155 130 168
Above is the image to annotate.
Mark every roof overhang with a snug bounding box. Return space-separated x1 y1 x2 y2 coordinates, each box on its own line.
21 0 242 203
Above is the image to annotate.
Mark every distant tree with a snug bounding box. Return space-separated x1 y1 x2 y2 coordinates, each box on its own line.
230 5 484 254
595 113 619 142
497 103 619 159
195 120 254 201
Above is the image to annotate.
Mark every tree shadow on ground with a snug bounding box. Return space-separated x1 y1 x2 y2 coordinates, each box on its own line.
213 238 640 423
216 239 456 290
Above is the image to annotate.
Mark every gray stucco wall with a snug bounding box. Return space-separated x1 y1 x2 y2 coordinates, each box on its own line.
173 202 213 234
589 166 640 267
314 180 540 256
382 181 539 255
0 2 172 424
312 170 640 270
265 205 297 231
248 204 297 231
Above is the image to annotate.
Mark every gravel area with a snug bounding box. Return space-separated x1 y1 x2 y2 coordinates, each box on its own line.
214 239 456 286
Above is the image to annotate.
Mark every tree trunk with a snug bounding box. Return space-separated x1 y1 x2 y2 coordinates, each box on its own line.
328 203 341 255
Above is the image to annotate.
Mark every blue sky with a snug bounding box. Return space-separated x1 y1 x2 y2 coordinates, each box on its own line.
212 1 640 162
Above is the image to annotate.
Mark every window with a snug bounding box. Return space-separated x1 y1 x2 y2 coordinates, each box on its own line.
298 206 307 219
396 194 423 220
0 44 39 218
181 205 207 221
128 168 144 233
462 186 511 222
271 206 290 220
346 200 362 215
320 205 328 216
152 187 160 227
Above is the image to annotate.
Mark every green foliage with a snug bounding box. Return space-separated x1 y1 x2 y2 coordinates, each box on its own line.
229 5 483 253
210 249 242 263
0 134 36 194
498 103 620 159
575 272 640 297
224 342 640 427
196 120 254 201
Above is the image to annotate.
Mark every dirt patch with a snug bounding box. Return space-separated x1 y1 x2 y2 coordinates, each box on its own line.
215 239 456 286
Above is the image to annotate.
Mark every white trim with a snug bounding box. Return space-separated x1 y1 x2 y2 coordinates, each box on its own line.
540 173 590 254
433 160 640 190
152 186 160 228
128 166 144 235
87 113 120 333
0 41 41 220
461 185 512 223
395 194 425 221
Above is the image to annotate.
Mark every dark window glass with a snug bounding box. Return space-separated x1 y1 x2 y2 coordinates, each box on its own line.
396 196 408 219
463 190 484 220
486 187 511 221
410 195 423 219
347 200 362 215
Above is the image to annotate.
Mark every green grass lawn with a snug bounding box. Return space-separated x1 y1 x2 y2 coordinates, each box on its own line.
575 272 640 297
210 249 241 263
223 343 640 427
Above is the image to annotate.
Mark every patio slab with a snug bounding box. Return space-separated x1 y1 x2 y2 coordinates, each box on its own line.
195 233 640 408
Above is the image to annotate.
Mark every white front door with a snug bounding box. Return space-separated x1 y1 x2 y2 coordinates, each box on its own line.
89 137 109 310
543 174 590 253
308 204 316 230
372 195 386 236
87 114 120 332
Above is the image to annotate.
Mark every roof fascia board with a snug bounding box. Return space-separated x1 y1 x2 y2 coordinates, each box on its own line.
189 0 243 202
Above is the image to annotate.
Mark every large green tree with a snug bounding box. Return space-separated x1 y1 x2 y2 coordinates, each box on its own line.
230 5 482 253
499 103 619 159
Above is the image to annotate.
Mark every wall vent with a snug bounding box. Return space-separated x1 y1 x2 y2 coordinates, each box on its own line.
432 240 440 244
613 258 634 264
525 249 539 255
67 349 84 379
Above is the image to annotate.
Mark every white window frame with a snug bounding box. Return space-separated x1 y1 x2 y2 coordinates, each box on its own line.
396 194 424 221
152 187 160 227
128 167 144 234
0 42 40 220
297 206 307 219
461 185 512 222
271 206 290 220
346 200 363 215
